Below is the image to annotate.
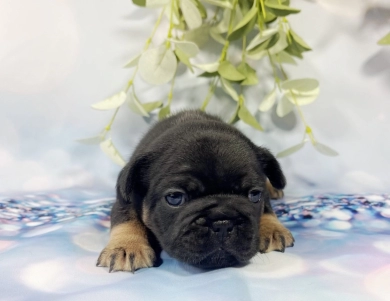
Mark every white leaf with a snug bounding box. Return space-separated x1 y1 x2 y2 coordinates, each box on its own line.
221 78 238 101
212 8 231 33
193 62 219 72
165 3 180 25
138 45 177 85
209 30 226 45
284 87 320 106
124 53 141 68
146 0 170 8
246 28 278 51
100 139 126 167
276 95 294 117
314 142 339 157
258 87 277 112
128 92 149 117
276 141 306 158
180 0 202 30
76 135 104 145
268 31 288 55
200 0 232 9
276 51 297 65
281 78 319 92
91 91 127 110
169 39 199 57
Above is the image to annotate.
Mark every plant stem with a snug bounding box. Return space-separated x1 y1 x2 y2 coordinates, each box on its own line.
256 0 265 31
219 0 238 62
201 77 219 110
277 58 315 143
166 0 176 48
242 36 247 62
259 0 266 19
168 68 178 105
267 50 280 88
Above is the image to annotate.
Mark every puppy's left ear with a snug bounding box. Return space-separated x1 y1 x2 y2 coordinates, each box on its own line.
116 154 152 206
256 147 286 190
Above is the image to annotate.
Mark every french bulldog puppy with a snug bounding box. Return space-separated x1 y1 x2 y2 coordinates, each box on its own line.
97 110 294 272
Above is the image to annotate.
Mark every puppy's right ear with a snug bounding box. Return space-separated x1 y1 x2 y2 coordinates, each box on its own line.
116 154 151 206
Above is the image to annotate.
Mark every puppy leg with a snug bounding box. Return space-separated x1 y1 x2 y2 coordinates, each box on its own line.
266 178 284 199
259 213 294 253
97 202 156 273
259 197 294 253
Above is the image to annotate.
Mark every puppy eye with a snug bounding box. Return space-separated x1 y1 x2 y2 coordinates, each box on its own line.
248 190 262 203
165 192 187 206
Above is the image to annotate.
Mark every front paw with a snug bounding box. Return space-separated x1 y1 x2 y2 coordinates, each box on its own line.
259 215 294 253
97 241 156 273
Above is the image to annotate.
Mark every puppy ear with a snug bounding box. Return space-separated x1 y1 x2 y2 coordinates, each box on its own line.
257 147 286 190
116 154 151 205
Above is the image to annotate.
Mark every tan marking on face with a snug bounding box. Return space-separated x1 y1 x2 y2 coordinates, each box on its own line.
259 213 294 253
96 221 155 273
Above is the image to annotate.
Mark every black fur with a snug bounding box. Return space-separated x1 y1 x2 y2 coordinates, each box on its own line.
111 110 286 268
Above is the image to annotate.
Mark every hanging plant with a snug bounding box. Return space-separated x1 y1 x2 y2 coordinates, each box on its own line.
79 0 339 166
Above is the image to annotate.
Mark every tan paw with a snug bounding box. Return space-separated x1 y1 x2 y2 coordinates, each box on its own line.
259 214 294 253
97 241 155 273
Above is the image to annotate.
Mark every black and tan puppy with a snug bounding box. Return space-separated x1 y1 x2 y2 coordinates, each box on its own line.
97 110 294 272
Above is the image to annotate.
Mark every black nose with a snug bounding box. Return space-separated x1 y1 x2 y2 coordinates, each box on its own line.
211 220 234 241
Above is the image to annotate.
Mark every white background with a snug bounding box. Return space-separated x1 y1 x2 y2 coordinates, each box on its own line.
0 0 389 195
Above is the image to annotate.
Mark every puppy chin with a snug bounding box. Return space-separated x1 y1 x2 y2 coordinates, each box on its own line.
193 250 240 269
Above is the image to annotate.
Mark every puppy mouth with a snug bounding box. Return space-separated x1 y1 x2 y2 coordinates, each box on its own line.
192 249 239 269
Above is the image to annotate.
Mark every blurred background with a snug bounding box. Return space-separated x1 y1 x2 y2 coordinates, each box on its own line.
1 0 389 196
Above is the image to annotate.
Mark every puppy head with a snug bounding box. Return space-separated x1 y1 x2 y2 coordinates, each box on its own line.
117 136 285 269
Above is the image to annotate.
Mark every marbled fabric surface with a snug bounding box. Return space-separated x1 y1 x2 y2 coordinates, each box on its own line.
1 190 389 301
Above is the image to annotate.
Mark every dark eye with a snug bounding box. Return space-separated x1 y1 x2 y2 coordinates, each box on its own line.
165 192 187 206
249 190 262 203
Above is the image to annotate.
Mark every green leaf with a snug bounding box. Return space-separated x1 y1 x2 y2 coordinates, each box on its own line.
138 45 177 85
268 31 288 55
275 51 297 65
289 29 311 51
158 105 171 120
132 0 146 7
314 142 338 157
175 48 194 72
212 8 231 33
246 28 278 51
193 61 219 72
228 13 257 41
281 78 319 92
284 88 320 106
247 33 279 57
91 91 127 110
210 30 226 45
237 62 258 86
165 0 181 25
198 71 219 77
218 61 246 81
100 139 126 167
142 100 163 112
220 78 239 101
264 2 300 16
238 103 263 131
229 103 240 124
258 87 276 112
378 32 390 45
124 53 141 68
128 91 149 117
195 0 207 18
180 0 202 29
276 141 306 158
200 0 233 9
228 0 257 41
276 95 294 117
169 39 199 57
183 24 210 47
